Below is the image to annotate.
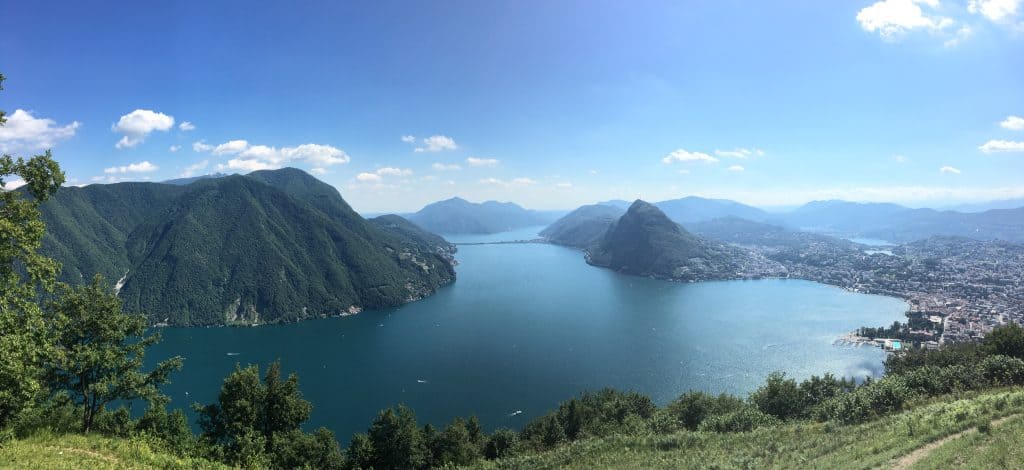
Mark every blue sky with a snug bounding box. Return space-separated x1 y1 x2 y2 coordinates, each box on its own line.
1 0 1022 212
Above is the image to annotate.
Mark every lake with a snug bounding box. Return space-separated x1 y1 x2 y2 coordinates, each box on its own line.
146 227 906 442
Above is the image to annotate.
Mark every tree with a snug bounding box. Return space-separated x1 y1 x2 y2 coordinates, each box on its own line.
46 274 182 432
0 70 66 427
984 323 1024 360
483 428 518 459
428 417 479 467
196 361 337 468
366 405 427 469
750 372 805 420
665 391 746 430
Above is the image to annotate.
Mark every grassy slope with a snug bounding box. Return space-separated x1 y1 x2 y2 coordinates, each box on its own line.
0 433 227 469
474 387 1024 469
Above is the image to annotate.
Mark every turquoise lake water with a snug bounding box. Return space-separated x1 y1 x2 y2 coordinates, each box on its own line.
146 227 906 442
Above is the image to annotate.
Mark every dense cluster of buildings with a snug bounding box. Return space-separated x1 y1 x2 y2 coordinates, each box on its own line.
740 236 1024 346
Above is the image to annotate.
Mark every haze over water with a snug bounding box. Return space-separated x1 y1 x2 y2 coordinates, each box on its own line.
147 228 906 442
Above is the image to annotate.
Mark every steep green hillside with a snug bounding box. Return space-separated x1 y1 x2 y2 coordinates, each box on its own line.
474 387 1024 469
587 200 745 281
37 169 456 326
37 182 185 284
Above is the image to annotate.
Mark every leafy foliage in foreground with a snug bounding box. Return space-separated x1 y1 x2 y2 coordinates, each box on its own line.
0 76 66 429
46 274 182 432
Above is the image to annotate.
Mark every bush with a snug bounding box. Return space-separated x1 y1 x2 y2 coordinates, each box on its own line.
798 374 855 413
697 406 779 433
92 407 134 438
664 391 746 431
983 323 1024 360
521 388 655 448
979 355 1024 386
11 393 79 438
520 414 565 450
751 372 805 420
484 428 518 460
817 376 913 424
885 342 983 375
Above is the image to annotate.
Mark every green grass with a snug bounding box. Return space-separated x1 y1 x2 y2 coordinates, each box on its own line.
472 387 1024 469
0 432 228 469
911 413 1024 469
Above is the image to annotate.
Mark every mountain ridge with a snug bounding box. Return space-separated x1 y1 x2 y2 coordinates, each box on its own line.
38 168 456 326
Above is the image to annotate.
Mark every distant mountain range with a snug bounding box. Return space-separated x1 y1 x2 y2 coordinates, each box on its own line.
586 200 748 281
598 197 767 224
38 168 455 326
561 197 1024 244
770 200 1024 243
406 197 556 234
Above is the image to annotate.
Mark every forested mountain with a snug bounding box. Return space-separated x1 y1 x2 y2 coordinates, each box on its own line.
540 204 624 249
407 197 553 234
37 168 455 326
586 200 747 281
774 200 1024 243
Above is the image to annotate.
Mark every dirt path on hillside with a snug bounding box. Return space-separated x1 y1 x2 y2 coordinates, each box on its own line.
890 414 1018 469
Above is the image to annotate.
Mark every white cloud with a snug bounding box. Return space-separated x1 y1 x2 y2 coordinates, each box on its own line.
662 149 718 164
201 139 351 172
856 0 953 40
0 109 80 152
432 162 461 171
218 158 276 172
112 109 174 148
310 167 327 175
677 169 691 175
169 145 181 152
3 178 27 190
894 154 909 163
556 182 573 188
944 25 973 47
940 165 962 174
968 0 1020 21
104 161 159 174
478 177 537 187
728 165 745 172
466 157 500 167
714 148 764 159
213 139 249 155
375 167 413 176
179 121 196 131
979 139 1024 152
279 144 350 166
181 160 209 177
414 135 458 152
1000 115 1024 131
357 172 382 182
193 140 213 152
401 135 416 143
